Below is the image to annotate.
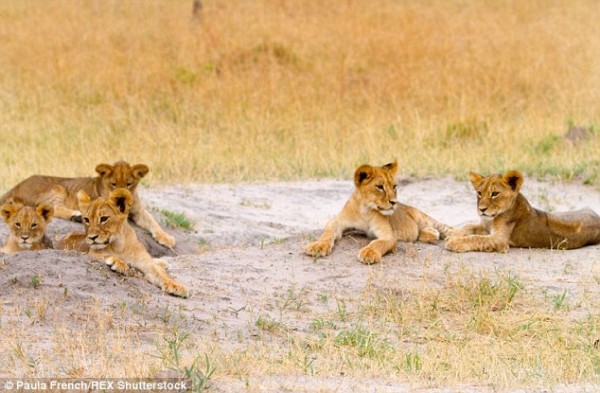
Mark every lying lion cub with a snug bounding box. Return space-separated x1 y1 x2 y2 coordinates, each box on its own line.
56 188 189 298
0 161 175 248
305 161 453 264
445 170 600 253
1 200 54 253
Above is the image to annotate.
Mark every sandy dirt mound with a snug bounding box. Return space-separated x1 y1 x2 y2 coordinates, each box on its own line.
1 177 600 392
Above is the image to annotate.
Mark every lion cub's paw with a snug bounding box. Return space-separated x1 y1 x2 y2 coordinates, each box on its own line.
445 237 475 253
163 282 189 298
305 241 333 258
105 257 130 274
155 230 176 248
155 259 169 270
418 227 440 244
358 246 382 264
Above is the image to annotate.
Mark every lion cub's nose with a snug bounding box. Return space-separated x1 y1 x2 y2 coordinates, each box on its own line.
480 207 488 213
21 235 29 240
88 234 98 241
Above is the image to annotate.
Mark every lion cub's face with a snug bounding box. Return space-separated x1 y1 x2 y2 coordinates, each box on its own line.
77 188 133 250
1 202 53 249
95 161 149 193
354 161 399 216
469 170 524 218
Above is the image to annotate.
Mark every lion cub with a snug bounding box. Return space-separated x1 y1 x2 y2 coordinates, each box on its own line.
0 161 176 248
445 170 600 253
305 161 453 264
1 200 53 253
57 188 189 298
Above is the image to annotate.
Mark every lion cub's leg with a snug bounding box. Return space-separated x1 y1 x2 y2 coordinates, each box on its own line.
42 186 82 222
56 232 88 251
418 227 440 244
358 237 397 264
305 216 348 258
358 218 397 264
130 204 176 248
451 222 489 237
127 255 188 298
445 234 509 253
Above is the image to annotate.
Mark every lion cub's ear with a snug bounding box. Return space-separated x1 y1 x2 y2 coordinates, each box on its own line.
131 164 149 179
502 170 524 192
77 190 92 213
95 163 114 178
468 172 484 189
354 164 375 187
0 203 18 223
382 160 398 175
36 204 54 222
109 188 133 216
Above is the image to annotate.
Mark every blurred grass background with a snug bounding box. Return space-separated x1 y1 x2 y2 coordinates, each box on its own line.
1 0 599 188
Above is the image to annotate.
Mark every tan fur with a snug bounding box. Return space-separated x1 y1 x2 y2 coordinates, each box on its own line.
56 188 188 298
445 170 600 252
305 161 453 264
1 200 53 253
0 161 176 248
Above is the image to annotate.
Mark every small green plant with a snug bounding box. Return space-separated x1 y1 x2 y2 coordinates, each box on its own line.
404 351 423 372
161 210 194 231
335 298 349 322
198 237 209 247
155 328 215 392
317 293 329 303
31 274 42 289
309 318 336 331
334 324 389 359
552 290 569 310
255 314 285 333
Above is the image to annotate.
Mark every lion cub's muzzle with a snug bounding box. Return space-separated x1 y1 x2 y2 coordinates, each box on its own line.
87 234 110 249
378 200 398 216
18 235 37 249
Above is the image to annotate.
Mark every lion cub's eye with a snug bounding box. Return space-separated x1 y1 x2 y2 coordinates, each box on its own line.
491 191 500 198
15 222 21 229
83 217 90 224
100 216 109 224
393 185 398 192
31 223 38 229
476 191 482 198
110 182 117 188
376 185 384 192
126 181 133 188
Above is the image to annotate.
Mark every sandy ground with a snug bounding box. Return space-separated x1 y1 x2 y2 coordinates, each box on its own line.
1 177 600 392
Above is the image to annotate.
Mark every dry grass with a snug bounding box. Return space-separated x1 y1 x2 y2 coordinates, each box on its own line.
1 0 600 188
3 265 598 390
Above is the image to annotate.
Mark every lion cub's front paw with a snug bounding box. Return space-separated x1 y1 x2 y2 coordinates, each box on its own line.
155 230 176 248
105 257 130 274
305 241 332 258
358 246 381 264
444 237 471 253
163 281 189 298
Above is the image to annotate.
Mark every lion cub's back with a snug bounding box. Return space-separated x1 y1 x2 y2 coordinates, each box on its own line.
1 175 98 206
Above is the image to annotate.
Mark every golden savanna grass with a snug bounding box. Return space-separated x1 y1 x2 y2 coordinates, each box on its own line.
1 0 600 187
